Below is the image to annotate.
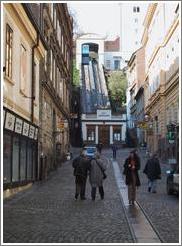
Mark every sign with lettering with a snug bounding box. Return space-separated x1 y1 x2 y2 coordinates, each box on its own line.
29 125 35 139
22 122 29 136
14 118 23 134
97 110 111 120
5 112 15 131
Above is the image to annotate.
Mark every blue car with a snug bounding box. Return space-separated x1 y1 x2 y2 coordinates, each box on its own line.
84 146 97 158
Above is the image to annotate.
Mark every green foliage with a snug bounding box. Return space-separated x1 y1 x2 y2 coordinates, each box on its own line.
107 70 127 111
72 58 80 87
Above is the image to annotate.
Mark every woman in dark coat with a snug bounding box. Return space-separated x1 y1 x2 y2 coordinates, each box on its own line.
123 151 141 205
143 153 161 193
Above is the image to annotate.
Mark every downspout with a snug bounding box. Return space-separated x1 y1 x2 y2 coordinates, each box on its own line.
31 32 40 123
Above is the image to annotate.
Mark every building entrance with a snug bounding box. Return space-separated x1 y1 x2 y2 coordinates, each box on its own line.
98 125 109 146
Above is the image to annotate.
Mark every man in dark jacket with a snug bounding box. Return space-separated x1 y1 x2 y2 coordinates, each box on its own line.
72 150 91 200
143 153 161 193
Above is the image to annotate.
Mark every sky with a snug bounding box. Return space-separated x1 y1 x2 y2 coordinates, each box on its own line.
68 2 121 40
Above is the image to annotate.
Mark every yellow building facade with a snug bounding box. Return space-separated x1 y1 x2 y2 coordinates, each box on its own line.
142 3 179 161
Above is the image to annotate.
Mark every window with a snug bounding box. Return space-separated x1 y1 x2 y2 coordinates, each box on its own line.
20 44 27 94
114 60 120 70
134 18 138 23
5 24 13 78
12 136 20 182
27 141 33 180
87 127 95 141
106 60 111 69
20 138 26 181
3 132 12 183
133 7 137 12
137 7 140 12
113 126 121 142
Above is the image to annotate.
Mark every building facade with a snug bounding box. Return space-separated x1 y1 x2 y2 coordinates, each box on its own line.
141 2 179 161
3 3 73 192
126 47 145 147
119 2 148 65
3 3 45 191
76 33 127 147
104 37 122 70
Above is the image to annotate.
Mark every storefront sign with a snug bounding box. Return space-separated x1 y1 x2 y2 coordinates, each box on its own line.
34 128 38 140
5 112 15 131
97 110 111 120
14 118 23 134
29 125 35 139
22 122 29 136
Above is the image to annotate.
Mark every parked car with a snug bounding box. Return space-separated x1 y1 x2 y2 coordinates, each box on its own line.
83 146 97 159
166 166 179 195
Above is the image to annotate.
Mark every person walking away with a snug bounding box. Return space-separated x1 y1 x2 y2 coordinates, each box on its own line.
97 142 103 154
112 144 117 159
72 150 91 200
123 151 141 205
89 153 107 201
143 153 161 193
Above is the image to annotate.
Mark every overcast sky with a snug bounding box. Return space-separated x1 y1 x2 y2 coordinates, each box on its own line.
68 2 121 39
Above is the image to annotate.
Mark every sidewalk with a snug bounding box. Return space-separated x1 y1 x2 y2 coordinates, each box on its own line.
3 154 133 243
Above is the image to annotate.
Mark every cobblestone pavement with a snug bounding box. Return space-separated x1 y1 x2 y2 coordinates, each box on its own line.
102 147 179 244
3 151 134 243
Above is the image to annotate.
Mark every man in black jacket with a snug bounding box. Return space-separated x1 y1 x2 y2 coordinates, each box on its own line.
72 150 91 200
143 153 161 193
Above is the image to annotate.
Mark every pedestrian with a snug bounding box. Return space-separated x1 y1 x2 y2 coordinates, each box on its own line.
89 153 107 201
143 153 161 193
123 150 141 205
97 142 103 154
112 144 118 159
72 150 91 200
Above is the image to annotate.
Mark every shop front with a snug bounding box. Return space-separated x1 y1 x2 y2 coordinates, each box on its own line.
3 107 38 190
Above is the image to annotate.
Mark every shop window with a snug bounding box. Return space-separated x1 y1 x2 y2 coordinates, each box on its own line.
12 136 20 182
3 132 12 183
87 127 95 141
113 127 121 142
20 138 27 181
5 24 13 79
27 141 33 180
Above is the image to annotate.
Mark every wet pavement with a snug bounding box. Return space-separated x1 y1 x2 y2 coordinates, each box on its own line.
3 148 179 243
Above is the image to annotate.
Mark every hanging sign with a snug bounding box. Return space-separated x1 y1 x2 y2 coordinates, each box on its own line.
29 125 35 139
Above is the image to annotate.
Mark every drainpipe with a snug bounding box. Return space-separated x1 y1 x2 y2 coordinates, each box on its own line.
31 32 39 123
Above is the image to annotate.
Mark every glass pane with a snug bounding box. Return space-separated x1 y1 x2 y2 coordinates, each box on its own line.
3 133 12 183
32 143 37 180
20 139 27 181
27 141 32 180
12 136 20 182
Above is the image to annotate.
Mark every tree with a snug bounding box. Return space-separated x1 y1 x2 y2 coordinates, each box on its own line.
107 70 127 112
72 58 80 87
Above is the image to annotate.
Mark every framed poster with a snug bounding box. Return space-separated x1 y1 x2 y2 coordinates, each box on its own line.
14 118 23 134
22 122 29 136
29 125 35 139
5 112 15 131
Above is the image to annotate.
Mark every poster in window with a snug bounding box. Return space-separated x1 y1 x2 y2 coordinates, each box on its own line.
34 128 38 140
22 122 29 136
14 117 23 134
5 112 15 131
29 125 35 139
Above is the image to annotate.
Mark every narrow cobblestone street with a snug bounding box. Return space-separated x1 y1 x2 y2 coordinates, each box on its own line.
3 148 179 243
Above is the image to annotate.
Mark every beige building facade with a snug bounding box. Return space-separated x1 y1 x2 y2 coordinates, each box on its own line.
3 3 45 190
141 2 179 160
